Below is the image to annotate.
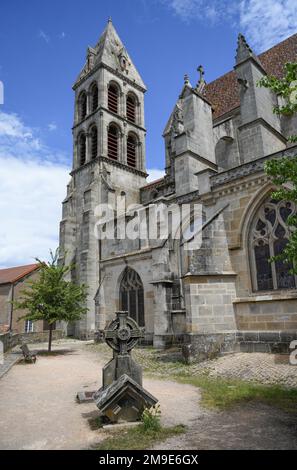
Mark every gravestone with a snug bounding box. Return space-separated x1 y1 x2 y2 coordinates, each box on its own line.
94 311 158 423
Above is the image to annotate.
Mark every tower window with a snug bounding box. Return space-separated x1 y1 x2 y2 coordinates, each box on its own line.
79 133 86 166
126 94 136 123
90 83 98 112
108 124 119 160
79 91 87 121
127 133 137 168
90 126 98 159
108 84 119 114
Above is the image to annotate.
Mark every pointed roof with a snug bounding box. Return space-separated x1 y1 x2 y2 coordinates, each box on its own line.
0 263 39 285
74 20 146 90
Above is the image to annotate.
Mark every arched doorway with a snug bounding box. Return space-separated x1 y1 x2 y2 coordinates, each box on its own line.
119 267 144 326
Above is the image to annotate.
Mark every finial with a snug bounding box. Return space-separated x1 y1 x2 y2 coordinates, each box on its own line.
236 32 262 67
184 74 189 85
108 17 112 23
196 65 206 93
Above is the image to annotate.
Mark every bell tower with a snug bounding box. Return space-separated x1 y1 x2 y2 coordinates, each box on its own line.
59 20 148 339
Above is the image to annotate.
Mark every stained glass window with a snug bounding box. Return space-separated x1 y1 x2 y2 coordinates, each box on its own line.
250 198 296 291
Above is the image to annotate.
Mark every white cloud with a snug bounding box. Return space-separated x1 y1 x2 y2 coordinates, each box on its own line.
48 122 57 132
0 111 69 269
240 0 297 51
39 30 50 43
146 168 165 182
163 0 297 50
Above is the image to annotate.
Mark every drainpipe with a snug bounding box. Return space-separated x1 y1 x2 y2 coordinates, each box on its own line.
9 283 14 332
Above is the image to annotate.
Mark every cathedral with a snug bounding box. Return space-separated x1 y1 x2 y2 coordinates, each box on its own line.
59 20 297 360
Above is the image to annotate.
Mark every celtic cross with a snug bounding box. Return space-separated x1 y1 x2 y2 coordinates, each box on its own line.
104 311 144 355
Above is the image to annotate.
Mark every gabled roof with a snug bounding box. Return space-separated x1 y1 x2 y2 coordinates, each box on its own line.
0 264 39 285
75 20 146 90
205 33 297 120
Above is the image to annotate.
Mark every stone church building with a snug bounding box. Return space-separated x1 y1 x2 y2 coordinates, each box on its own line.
59 20 297 358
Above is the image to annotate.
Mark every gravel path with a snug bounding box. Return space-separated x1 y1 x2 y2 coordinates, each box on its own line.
0 340 296 450
0 341 201 450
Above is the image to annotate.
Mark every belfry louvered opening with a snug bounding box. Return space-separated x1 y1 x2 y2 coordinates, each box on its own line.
126 94 136 123
90 126 98 159
108 124 119 160
79 133 86 166
79 92 87 121
91 83 98 112
108 84 119 114
127 134 137 168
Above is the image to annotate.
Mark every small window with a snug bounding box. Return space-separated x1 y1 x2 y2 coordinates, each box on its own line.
108 124 119 160
126 94 136 123
79 133 86 166
90 83 98 112
108 84 119 114
127 134 137 168
90 126 98 159
79 91 87 121
25 320 33 333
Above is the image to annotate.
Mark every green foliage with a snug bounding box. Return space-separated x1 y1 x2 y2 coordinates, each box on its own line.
141 404 161 432
13 249 88 347
258 62 297 124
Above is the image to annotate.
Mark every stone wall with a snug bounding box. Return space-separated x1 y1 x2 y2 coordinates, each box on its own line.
0 329 64 353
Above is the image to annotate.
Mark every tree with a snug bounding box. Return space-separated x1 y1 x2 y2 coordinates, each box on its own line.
258 62 297 272
14 249 88 352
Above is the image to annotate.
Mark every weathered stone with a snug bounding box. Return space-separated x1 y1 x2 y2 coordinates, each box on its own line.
94 311 157 423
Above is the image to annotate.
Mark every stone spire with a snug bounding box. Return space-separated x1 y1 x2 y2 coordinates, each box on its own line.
74 20 146 90
236 33 263 68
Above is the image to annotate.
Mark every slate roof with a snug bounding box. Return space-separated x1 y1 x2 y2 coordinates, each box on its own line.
0 264 39 285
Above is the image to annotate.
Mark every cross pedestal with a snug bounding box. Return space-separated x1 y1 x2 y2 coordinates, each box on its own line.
94 311 158 423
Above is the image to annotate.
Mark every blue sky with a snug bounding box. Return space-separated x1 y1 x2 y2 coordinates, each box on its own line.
0 0 296 267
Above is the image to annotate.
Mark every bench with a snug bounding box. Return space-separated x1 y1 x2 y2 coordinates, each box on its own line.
20 344 37 363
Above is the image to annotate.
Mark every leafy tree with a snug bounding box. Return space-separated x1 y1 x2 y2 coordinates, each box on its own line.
14 249 88 352
258 62 297 272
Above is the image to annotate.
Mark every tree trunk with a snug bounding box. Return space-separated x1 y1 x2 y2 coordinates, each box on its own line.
48 323 53 352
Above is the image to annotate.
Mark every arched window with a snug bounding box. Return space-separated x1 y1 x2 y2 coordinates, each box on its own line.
127 133 137 168
90 83 98 112
250 197 297 291
79 133 86 166
90 126 97 159
107 124 119 160
126 93 136 123
108 83 119 114
78 91 87 121
120 267 144 326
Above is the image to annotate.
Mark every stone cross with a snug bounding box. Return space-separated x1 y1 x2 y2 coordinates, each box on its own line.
94 311 157 423
104 311 144 355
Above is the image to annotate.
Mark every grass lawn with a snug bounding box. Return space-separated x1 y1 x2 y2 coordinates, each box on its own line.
95 424 186 450
175 374 297 412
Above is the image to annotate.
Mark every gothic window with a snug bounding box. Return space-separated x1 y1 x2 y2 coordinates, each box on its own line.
90 125 97 159
250 198 297 291
126 93 136 123
108 83 119 114
78 91 87 121
107 124 119 160
90 83 98 112
127 133 137 168
120 267 144 326
79 133 86 166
